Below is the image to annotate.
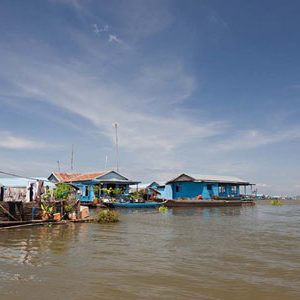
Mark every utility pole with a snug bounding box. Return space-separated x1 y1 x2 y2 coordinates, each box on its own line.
57 160 61 172
71 144 74 171
114 123 119 172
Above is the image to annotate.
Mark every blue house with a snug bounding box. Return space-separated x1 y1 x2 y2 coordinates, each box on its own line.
48 170 140 202
157 173 253 200
145 181 166 197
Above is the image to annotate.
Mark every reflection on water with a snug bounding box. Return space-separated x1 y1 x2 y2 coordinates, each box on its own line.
0 204 300 300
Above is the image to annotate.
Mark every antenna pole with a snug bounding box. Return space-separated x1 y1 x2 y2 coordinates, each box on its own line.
57 160 61 172
71 144 74 171
105 155 108 170
114 123 119 172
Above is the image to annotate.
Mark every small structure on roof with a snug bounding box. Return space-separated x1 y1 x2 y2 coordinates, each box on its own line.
48 170 140 202
156 173 254 200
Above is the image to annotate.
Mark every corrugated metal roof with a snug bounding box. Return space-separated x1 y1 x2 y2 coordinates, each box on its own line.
96 179 139 184
51 171 140 184
52 172 105 182
166 173 251 185
166 174 195 184
190 174 250 184
67 172 105 182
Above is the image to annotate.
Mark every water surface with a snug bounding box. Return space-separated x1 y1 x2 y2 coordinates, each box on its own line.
0 202 299 300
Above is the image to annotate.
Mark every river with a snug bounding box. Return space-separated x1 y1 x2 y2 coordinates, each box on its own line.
0 201 299 300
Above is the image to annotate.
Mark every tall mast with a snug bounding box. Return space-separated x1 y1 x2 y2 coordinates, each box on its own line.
105 155 108 170
71 144 74 171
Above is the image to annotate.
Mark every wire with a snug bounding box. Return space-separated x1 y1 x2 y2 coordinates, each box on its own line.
0 170 53 183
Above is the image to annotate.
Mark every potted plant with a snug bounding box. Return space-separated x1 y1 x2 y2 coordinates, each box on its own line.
41 201 54 220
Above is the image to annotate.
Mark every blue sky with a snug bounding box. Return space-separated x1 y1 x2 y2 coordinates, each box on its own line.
0 0 300 195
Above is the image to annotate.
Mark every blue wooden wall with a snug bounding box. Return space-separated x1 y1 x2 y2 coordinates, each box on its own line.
159 182 241 200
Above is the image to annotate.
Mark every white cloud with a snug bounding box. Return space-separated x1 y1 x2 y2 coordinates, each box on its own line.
0 132 48 150
49 0 85 10
256 183 270 188
116 0 174 40
93 24 100 35
108 34 122 43
216 128 300 151
3 27 299 183
0 41 225 179
2 0 300 193
0 157 57 177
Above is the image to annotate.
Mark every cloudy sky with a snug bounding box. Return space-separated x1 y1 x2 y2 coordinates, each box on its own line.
0 0 300 195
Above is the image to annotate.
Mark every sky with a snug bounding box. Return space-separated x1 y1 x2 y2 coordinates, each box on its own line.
0 0 300 195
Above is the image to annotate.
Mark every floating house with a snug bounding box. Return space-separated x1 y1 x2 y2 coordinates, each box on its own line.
0 177 56 202
147 181 166 194
0 182 3 202
156 174 253 200
48 170 140 202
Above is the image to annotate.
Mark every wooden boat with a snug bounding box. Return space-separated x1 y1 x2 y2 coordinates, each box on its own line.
105 201 165 208
164 199 255 208
0 219 54 228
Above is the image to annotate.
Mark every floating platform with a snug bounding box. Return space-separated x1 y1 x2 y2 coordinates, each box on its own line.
164 199 255 208
105 201 164 208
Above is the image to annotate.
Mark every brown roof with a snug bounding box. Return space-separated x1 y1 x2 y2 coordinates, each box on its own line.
53 172 105 182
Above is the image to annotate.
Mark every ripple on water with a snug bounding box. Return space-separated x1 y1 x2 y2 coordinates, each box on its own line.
0 204 299 300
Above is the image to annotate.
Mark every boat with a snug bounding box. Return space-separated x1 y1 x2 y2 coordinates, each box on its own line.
105 201 165 208
164 199 255 208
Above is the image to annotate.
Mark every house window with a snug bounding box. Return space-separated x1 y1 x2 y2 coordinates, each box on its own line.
219 185 226 194
84 186 89 197
207 184 212 191
231 186 237 194
175 184 180 193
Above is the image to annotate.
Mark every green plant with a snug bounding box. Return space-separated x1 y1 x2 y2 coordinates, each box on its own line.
130 189 145 201
102 187 113 196
94 209 120 223
41 201 54 215
271 199 283 206
64 203 74 213
93 185 100 198
158 206 168 213
102 187 124 198
42 186 52 201
112 188 123 197
54 183 73 199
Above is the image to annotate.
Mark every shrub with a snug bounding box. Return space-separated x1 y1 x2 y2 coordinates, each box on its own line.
271 199 282 206
94 209 120 223
158 206 168 213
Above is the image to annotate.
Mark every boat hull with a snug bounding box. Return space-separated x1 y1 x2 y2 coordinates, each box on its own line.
164 199 255 208
105 202 164 208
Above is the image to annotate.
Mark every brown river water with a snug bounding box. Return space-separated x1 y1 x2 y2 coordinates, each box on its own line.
0 201 299 300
